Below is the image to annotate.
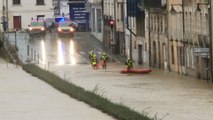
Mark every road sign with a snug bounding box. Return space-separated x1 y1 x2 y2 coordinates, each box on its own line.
194 52 209 57
193 47 209 53
193 47 209 57
1 16 8 22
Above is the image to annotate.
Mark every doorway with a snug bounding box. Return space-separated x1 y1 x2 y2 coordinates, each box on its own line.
153 41 157 67
162 43 167 70
138 45 143 64
13 16 22 30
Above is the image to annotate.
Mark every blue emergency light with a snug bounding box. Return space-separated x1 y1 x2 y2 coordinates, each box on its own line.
59 18 65 22
55 17 66 23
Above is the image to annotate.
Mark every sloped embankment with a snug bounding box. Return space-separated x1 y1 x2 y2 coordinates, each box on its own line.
23 64 153 120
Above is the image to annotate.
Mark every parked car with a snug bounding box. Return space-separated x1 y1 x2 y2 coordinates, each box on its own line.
28 20 46 37
57 21 75 38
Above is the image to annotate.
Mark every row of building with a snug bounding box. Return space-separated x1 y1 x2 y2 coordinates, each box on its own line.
90 0 213 81
0 0 72 31
0 0 212 81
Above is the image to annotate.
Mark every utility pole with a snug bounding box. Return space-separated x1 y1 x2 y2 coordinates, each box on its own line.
182 0 186 75
209 0 213 82
113 0 116 54
123 0 126 55
2 0 5 42
6 0 8 31
2 0 5 17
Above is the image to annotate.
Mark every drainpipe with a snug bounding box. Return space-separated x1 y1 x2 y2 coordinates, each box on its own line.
113 0 117 54
2 0 5 42
166 0 171 71
209 0 213 82
148 10 151 67
182 0 186 75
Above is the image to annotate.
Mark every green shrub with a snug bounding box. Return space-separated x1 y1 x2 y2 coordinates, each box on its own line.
23 64 153 120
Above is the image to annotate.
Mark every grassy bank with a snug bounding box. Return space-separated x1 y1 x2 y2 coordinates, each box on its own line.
23 64 153 120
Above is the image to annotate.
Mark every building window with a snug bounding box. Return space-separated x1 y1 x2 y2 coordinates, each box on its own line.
92 8 95 32
205 13 208 35
150 16 153 31
160 17 163 33
154 16 157 31
136 12 145 37
164 16 167 34
121 5 124 22
36 0 45 5
180 47 185 66
13 0 21 5
191 48 195 69
27 45 30 56
186 47 190 67
171 45 174 64
97 9 102 33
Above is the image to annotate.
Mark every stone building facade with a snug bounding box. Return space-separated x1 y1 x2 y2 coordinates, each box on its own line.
168 0 209 79
101 0 213 80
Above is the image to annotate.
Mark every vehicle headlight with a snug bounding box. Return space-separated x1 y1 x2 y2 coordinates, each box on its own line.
41 27 45 31
29 27 32 31
70 27 74 32
58 28 62 32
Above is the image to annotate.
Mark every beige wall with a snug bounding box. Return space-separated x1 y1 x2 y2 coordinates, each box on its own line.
0 0 54 30
103 0 115 19
168 0 209 76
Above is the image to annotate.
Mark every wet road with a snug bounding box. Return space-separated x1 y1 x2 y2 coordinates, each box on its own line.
8 31 109 66
3 32 117 120
8 31 213 120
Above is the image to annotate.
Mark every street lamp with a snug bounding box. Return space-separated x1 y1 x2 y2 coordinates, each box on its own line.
195 2 212 82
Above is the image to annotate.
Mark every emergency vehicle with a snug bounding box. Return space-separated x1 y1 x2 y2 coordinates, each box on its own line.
28 19 46 37
57 18 77 38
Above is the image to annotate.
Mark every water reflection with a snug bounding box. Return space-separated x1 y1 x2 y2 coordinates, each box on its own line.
57 39 65 65
41 39 46 65
69 39 76 65
56 39 76 65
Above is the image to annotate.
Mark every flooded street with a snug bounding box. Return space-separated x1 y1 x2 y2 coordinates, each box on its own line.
0 60 116 120
49 64 213 120
7 32 213 120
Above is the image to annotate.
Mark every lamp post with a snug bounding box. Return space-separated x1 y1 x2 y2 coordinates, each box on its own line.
6 0 8 32
2 0 5 42
196 1 212 82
